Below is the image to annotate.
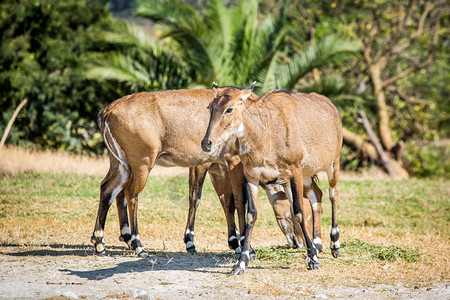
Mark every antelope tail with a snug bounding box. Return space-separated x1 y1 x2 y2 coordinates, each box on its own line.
99 112 131 173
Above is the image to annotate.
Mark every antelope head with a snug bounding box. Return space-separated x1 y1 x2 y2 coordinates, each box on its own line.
201 82 255 152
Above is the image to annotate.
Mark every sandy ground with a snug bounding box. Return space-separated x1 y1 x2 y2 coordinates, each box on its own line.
0 244 448 299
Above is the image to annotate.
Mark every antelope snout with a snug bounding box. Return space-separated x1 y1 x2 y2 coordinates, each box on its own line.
201 138 212 152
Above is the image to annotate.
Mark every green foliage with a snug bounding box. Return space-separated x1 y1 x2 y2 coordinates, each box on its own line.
88 0 359 95
85 20 191 92
0 0 115 153
0 0 447 179
342 239 421 263
404 143 450 178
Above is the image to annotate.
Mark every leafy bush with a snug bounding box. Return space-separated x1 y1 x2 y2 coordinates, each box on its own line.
0 0 116 153
404 143 450 178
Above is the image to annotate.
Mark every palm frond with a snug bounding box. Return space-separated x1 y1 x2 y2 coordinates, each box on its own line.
85 53 152 90
265 36 360 90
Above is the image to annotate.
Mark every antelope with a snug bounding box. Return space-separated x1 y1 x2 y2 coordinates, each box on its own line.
91 89 321 257
202 83 342 274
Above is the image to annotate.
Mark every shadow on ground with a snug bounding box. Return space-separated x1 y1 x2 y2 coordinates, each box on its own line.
59 252 236 280
0 243 269 278
0 243 129 257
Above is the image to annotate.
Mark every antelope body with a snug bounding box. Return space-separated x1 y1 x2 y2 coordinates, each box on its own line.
202 84 342 274
91 89 319 257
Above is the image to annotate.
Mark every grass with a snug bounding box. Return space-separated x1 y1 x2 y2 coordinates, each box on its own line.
0 146 449 290
341 239 421 263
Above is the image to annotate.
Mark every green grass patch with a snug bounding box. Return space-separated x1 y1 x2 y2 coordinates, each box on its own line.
255 246 301 267
342 239 421 263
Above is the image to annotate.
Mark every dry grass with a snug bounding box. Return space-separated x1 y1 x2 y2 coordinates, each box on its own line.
0 145 188 176
0 145 109 176
0 146 449 293
0 145 388 179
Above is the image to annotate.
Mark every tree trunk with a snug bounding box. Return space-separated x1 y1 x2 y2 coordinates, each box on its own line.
357 110 409 179
368 62 395 151
0 99 27 150
342 128 378 161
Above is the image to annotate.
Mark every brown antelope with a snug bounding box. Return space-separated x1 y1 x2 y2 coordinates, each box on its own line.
202 83 342 274
91 89 320 257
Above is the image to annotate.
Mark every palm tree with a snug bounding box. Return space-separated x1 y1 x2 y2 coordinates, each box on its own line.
86 0 359 95
85 20 190 92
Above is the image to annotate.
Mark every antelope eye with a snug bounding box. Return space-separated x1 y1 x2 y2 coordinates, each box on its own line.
225 107 233 114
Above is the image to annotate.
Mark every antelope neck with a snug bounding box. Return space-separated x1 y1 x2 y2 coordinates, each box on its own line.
237 104 273 155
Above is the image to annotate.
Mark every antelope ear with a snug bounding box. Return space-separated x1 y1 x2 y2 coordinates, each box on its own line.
240 81 256 101
212 82 219 97
245 81 256 91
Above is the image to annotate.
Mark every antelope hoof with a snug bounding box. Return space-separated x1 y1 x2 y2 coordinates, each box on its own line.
231 267 245 275
92 238 106 256
234 246 241 254
137 249 149 258
308 260 320 270
186 246 197 254
249 247 257 259
306 255 319 270
186 241 197 253
94 248 106 256
231 263 246 275
331 247 340 258
330 239 340 258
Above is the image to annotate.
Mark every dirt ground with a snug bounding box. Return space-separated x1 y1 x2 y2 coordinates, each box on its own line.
0 148 448 299
0 243 448 299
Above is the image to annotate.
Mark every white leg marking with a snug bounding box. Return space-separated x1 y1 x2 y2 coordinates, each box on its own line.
285 186 294 205
331 240 340 248
130 234 140 242
228 236 237 242
329 187 336 200
313 237 322 245
121 225 130 236
307 188 319 211
331 227 339 236
285 233 294 247
285 211 290 218
94 230 104 238
239 260 246 269
247 213 253 226
280 220 288 230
